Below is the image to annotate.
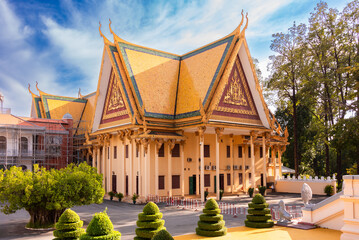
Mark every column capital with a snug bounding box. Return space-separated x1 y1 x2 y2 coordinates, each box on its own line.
155 139 164 153
215 127 224 142
118 130 126 142
167 139 176 153
180 140 186 146
125 129 133 141
197 126 206 142
141 138 150 154
250 130 258 141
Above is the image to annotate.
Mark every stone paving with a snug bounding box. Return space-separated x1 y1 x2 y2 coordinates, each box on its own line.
0 193 327 240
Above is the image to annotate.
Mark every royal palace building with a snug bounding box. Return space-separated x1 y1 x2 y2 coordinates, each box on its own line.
28 14 288 201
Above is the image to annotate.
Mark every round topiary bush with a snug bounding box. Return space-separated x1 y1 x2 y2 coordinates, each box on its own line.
151 229 174 240
134 202 165 240
245 194 274 228
53 209 85 240
80 209 121 240
195 198 227 237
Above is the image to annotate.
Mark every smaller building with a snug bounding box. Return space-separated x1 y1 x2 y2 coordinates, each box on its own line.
0 113 73 170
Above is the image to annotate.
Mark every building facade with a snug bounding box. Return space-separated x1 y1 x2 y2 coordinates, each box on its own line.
29 14 288 201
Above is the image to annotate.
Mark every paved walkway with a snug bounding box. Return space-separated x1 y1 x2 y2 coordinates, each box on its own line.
0 193 328 240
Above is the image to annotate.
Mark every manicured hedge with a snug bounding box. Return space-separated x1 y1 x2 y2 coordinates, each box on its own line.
245 194 273 228
151 229 174 240
53 209 85 240
135 202 166 240
80 209 121 240
196 199 226 237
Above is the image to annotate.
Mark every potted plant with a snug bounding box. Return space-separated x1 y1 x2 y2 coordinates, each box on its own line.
324 185 334 196
116 192 124 202
108 191 115 201
258 185 266 196
204 189 209 202
248 188 254 198
219 189 224 200
132 193 139 204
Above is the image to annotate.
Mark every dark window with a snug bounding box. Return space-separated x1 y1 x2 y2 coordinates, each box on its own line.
227 173 231 185
114 146 117 159
19 137 28 154
136 146 139 157
108 147 110 159
269 148 272 158
226 146 230 158
158 144 164 157
159 176 165 189
239 173 243 184
172 144 180 157
204 174 210 187
249 173 252 180
260 147 263 158
172 175 180 189
125 145 129 158
204 145 210 158
238 146 242 158
248 146 251 158
0 136 6 154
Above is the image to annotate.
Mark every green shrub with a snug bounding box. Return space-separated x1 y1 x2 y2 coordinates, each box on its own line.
252 194 265 204
245 195 273 228
151 229 174 240
53 209 85 240
132 193 139 202
135 202 165 240
116 193 124 201
258 185 267 195
248 188 254 197
196 198 226 237
324 185 334 196
108 191 115 197
80 209 121 240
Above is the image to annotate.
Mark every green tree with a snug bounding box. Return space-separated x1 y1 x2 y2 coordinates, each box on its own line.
266 22 308 177
0 163 104 228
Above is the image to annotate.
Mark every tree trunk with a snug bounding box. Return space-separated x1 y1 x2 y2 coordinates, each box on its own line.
336 149 342 185
27 208 64 228
293 87 299 177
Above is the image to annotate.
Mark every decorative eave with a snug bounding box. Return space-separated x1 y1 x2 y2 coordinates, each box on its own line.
131 130 187 141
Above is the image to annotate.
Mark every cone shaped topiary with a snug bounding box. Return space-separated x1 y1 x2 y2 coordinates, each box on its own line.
245 194 274 228
196 198 227 237
151 229 174 240
134 202 165 240
53 209 85 240
80 209 121 240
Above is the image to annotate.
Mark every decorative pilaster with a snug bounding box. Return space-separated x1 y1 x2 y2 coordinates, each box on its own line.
230 134 234 194
118 131 125 194
167 139 176 197
250 131 258 188
180 140 185 197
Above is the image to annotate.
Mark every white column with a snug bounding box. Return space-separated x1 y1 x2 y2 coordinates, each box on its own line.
230 135 234 193
145 141 150 197
278 147 282 178
132 139 136 195
216 132 220 200
128 139 133 196
107 144 111 192
272 147 277 182
250 135 255 188
196 133 199 196
138 142 142 196
167 142 172 197
97 146 100 174
199 131 205 202
155 141 160 196
120 136 125 194
242 144 246 191
262 135 267 187
92 148 96 168
180 142 185 197
102 145 105 189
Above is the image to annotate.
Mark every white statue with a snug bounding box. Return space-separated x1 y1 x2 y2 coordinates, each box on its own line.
301 183 312 206
278 200 292 223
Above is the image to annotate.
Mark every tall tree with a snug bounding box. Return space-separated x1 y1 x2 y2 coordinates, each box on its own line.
267 22 307 177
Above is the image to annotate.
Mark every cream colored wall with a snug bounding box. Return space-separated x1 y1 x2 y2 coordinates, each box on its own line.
276 179 336 195
105 132 271 197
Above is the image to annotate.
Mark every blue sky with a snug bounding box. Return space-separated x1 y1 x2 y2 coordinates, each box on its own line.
0 0 350 117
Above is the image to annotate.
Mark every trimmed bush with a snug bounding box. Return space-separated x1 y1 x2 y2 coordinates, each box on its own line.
151 229 174 240
245 194 273 228
196 199 227 237
53 209 85 240
134 202 165 240
324 185 334 196
80 209 121 240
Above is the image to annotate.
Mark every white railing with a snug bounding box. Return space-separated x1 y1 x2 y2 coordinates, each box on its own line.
146 195 303 220
278 174 337 182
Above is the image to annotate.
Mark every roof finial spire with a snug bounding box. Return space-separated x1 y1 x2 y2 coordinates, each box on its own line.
240 13 249 37
109 18 129 43
35 81 47 95
227 10 244 37
99 21 112 45
28 84 39 97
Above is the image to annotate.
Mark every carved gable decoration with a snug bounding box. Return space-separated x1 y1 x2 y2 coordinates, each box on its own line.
101 69 129 124
212 56 261 125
